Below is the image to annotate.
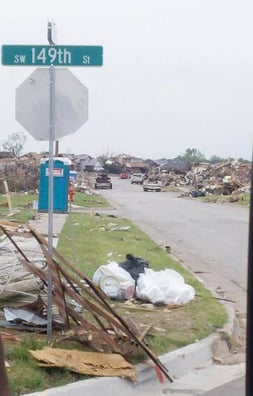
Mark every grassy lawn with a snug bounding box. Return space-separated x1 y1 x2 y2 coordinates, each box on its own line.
0 191 110 225
58 211 227 348
199 192 250 206
73 191 111 208
0 193 38 224
1 192 228 395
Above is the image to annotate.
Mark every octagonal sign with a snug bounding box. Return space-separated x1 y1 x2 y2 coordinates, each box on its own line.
15 68 88 140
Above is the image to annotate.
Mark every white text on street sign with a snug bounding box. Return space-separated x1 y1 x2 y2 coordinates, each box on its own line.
1 45 103 66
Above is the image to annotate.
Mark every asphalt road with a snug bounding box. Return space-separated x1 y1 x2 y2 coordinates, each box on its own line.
100 177 249 316
97 176 248 396
204 377 245 396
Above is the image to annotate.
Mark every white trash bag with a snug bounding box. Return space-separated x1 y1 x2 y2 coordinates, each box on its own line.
136 268 195 305
92 261 135 300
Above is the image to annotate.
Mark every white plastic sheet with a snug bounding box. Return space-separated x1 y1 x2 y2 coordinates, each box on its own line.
136 268 195 305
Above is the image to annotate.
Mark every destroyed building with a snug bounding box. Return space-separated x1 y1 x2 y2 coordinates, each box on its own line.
160 160 251 196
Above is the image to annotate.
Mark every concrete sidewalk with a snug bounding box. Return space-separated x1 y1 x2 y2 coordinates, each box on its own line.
24 211 244 396
28 212 68 246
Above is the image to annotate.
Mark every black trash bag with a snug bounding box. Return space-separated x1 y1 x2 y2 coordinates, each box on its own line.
119 254 149 283
190 189 206 198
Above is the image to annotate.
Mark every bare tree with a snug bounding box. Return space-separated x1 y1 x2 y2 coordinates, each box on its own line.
2 131 26 156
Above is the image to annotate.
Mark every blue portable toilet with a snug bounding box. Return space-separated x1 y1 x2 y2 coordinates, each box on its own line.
69 170 77 183
38 157 71 213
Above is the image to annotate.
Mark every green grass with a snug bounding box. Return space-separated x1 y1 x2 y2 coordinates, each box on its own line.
0 193 38 209
200 193 250 206
0 191 109 226
0 193 38 224
72 191 111 208
6 336 86 395
58 213 177 277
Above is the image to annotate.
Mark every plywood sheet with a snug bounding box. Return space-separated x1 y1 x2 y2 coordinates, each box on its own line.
29 347 136 381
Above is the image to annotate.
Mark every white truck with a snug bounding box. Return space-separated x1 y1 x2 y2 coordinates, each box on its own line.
130 173 145 185
143 179 162 192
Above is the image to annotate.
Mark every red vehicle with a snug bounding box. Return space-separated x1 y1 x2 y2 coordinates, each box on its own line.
119 173 129 179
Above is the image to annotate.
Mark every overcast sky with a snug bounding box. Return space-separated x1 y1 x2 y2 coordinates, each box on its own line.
0 0 253 160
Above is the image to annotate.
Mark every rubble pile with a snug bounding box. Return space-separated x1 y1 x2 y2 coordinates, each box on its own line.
161 171 189 187
161 160 251 196
0 153 40 193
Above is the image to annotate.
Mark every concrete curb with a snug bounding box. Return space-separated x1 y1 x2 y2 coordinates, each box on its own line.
221 303 242 343
25 300 242 396
25 333 219 396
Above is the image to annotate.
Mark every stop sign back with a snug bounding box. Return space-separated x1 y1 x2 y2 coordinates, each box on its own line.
15 68 88 140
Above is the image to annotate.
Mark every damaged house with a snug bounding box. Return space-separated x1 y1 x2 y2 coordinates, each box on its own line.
75 155 103 173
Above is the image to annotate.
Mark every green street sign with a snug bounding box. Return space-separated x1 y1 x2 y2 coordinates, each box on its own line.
1 45 103 66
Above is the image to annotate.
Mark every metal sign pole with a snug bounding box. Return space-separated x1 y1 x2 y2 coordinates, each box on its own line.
46 20 56 342
47 63 55 343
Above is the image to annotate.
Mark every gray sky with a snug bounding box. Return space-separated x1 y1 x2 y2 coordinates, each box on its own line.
0 0 253 160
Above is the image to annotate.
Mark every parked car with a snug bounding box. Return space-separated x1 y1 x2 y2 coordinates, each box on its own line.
143 179 162 192
119 173 129 179
131 173 145 185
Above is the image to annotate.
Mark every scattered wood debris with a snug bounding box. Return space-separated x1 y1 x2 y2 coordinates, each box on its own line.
0 224 173 382
0 220 28 233
0 332 20 342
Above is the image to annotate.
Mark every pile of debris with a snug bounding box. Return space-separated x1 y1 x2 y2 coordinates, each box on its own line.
161 160 251 196
0 223 172 382
0 153 40 193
